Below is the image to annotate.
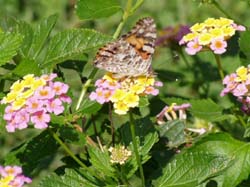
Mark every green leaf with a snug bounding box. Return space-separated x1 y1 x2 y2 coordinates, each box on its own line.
42 29 112 68
14 15 57 60
78 99 102 114
76 0 121 20
0 32 22 66
4 130 59 174
121 118 159 178
153 151 231 187
12 58 41 76
162 97 189 105
190 133 250 187
156 120 186 148
139 96 149 107
189 99 228 122
30 14 58 59
39 169 101 187
14 20 33 57
244 122 250 138
59 126 86 146
239 31 250 66
88 146 116 178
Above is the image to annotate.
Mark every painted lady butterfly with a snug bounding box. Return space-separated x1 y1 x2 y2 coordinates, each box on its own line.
94 17 156 78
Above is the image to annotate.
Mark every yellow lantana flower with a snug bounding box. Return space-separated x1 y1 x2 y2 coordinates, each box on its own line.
114 101 129 115
209 28 223 38
131 84 145 94
110 89 126 102
136 76 155 86
12 98 26 110
198 33 213 45
22 74 35 87
235 66 248 82
31 79 46 90
2 92 18 104
183 33 198 42
217 17 233 27
222 26 235 37
124 93 139 107
0 175 14 187
10 80 24 93
204 18 216 27
21 89 34 99
190 23 205 32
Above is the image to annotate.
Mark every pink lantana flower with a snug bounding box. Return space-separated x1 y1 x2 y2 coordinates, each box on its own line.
144 86 159 96
51 81 69 95
89 88 107 104
35 86 55 100
41 73 57 81
185 39 202 55
210 37 227 54
3 106 15 121
31 110 50 129
232 83 248 97
46 98 64 115
14 109 29 130
0 165 32 187
26 97 44 113
59 94 72 103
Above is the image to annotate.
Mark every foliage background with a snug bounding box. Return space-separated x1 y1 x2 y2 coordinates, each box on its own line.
1 0 250 186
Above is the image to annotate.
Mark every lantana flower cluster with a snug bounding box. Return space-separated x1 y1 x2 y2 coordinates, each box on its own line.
108 145 132 165
89 73 163 115
2 74 71 132
0 165 32 187
156 103 191 124
221 66 250 114
179 17 246 55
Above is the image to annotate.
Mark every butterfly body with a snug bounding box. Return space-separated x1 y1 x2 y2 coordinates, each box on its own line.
94 17 156 78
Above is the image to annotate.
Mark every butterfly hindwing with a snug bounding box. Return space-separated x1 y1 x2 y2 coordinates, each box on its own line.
94 17 156 77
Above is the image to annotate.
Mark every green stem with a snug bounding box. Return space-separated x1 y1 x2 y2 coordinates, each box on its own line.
236 115 247 128
212 0 233 19
48 129 96 177
119 165 129 186
130 0 144 15
179 49 191 69
75 67 98 110
212 0 242 24
113 0 133 39
213 54 224 80
129 111 145 187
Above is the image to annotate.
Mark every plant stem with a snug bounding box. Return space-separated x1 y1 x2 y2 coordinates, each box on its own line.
213 54 224 80
129 111 145 187
113 0 133 39
212 0 242 24
236 114 247 128
48 128 96 177
179 49 191 69
212 0 233 20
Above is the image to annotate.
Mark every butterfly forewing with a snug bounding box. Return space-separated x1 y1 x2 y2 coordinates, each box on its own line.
94 17 156 77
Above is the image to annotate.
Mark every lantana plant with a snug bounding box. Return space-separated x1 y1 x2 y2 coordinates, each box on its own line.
2 0 250 187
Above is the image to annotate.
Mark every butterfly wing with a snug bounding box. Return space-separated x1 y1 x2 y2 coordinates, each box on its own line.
94 17 156 77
